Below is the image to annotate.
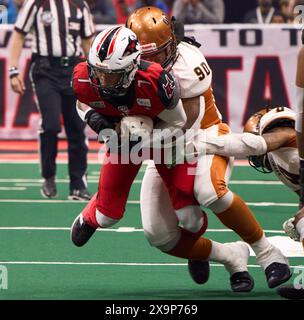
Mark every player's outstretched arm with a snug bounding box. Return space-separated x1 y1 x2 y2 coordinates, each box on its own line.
194 131 267 158
192 126 294 158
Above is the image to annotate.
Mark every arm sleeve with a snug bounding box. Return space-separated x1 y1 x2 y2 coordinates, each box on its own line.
157 99 187 129
14 0 37 35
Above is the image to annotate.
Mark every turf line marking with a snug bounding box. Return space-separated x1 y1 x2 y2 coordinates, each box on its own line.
0 187 26 190
0 226 285 234
0 178 285 185
0 199 140 204
0 199 298 207
0 261 302 269
15 183 41 187
247 202 297 207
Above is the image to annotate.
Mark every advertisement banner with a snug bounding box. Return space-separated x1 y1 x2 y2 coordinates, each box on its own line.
0 24 302 139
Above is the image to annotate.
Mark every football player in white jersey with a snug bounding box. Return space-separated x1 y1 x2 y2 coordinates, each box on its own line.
245 107 304 313
242 107 304 241
275 27 304 301
126 6 291 291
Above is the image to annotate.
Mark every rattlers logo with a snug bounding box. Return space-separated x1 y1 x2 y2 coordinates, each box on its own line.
162 74 175 99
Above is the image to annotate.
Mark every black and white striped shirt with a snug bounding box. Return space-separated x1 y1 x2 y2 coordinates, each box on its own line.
15 0 95 57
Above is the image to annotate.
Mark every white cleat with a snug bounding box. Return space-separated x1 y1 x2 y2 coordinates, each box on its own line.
283 218 300 242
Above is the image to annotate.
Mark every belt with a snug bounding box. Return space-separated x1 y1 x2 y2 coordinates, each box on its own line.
32 54 82 68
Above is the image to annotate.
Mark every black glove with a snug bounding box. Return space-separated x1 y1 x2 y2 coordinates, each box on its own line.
85 109 120 134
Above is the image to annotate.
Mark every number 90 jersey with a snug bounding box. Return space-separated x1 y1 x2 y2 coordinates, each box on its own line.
172 41 222 129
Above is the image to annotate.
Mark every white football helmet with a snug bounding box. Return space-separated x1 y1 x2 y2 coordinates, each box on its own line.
88 26 141 97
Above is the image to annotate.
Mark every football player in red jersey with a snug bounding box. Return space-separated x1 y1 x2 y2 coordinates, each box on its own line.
70 26 257 292
71 25 187 235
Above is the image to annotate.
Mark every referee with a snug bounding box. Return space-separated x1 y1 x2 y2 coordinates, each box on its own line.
9 0 95 200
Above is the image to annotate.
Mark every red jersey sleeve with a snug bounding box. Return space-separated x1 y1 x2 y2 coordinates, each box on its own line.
72 62 98 104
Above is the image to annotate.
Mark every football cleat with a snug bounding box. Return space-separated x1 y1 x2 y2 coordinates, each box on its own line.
188 259 210 284
230 271 254 293
276 284 304 300
68 188 92 201
255 243 291 288
41 177 57 198
265 262 292 288
283 218 300 242
71 214 96 247
224 242 255 292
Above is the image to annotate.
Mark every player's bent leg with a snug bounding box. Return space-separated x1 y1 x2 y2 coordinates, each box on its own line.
71 158 142 247
175 206 210 284
211 193 291 288
71 192 121 247
140 163 210 285
164 229 254 292
194 150 291 288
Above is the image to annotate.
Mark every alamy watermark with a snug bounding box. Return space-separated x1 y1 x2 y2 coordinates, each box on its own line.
0 265 8 290
293 266 304 289
96 128 208 175
294 5 304 29
0 5 8 24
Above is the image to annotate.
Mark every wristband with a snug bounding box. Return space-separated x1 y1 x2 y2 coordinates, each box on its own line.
9 67 20 79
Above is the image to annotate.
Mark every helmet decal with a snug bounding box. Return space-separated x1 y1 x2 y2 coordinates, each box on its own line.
123 36 139 56
97 27 121 62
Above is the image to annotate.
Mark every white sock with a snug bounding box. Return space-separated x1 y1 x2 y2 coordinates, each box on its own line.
208 240 248 274
250 233 270 256
296 218 304 241
250 233 287 270
208 240 231 265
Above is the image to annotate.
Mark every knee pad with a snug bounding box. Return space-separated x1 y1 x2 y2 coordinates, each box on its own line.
144 228 181 252
95 209 120 228
175 205 206 234
207 190 234 213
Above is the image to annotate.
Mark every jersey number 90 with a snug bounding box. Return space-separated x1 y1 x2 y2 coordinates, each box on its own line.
194 62 211 81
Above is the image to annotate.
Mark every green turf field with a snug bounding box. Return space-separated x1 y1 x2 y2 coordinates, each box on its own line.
0 162 303 300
